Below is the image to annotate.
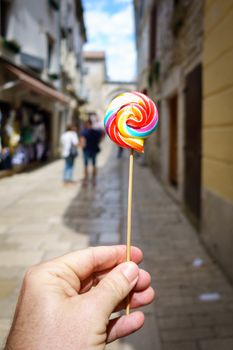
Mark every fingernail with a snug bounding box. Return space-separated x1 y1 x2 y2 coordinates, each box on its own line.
121 262 139 283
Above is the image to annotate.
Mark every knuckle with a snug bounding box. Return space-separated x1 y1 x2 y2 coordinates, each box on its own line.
24 264 43 285
24 266 36 280
23 268 37 290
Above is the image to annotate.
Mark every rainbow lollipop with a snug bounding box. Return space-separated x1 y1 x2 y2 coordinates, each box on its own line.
104 91 159 315
104 91 158 153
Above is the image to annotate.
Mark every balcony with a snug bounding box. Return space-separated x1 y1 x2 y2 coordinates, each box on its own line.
20 52 44 73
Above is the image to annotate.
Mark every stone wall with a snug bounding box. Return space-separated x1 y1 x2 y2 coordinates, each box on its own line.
156 0 203 80
142 0 203 204
83 57 106 118
83 52 136 123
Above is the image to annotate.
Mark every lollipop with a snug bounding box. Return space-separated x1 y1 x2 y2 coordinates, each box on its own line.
104 91 158 153
104 91 159 314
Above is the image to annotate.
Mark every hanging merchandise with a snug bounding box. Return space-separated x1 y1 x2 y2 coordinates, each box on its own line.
5 110 20 149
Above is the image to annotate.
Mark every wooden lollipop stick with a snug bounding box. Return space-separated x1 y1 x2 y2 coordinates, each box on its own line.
126 148 134 315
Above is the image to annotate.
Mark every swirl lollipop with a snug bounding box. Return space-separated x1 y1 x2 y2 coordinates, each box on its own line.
104 91 159 315
104 91 158 153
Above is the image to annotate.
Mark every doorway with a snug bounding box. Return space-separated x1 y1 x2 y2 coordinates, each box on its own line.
184 64 202 225
169 94 178 188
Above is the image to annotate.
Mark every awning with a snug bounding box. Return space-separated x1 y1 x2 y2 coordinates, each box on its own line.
1 60 70 105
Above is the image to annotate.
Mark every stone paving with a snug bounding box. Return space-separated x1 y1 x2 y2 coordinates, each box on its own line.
0 141 233 350
123 160 233 350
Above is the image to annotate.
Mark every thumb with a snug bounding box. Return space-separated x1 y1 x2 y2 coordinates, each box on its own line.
92 262 139 317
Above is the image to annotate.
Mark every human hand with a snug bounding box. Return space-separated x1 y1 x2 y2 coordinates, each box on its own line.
80 136 86 149
5 245 154 350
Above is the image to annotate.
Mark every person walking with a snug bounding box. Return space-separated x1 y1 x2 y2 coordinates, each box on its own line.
60 124 79 185
80 119 102 187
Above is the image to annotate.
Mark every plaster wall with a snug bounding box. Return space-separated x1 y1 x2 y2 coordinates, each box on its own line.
6 0 60 73
201 0 233 281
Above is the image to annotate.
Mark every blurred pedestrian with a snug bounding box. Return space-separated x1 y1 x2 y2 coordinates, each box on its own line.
117 146 124 158
4 245 154 350
80 119 102 187
60 124 79 185
0 147 12 170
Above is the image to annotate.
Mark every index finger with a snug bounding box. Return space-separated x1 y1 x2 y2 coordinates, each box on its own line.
55 245 143 280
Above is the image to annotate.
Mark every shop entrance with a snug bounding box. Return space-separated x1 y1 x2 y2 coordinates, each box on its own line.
169 94 178 187
0 100 52 172
184 64 202 226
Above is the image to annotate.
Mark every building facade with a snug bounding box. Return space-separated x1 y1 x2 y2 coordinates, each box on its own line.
134 0 233 281
82 51 136 124
60 0 87 126
202 0 233 281
0 0 86 172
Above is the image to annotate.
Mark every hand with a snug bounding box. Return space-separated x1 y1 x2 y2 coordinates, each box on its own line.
5 245 154 350
80 136 86 149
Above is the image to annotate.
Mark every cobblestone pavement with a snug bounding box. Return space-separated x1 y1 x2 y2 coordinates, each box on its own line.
0 142 233 350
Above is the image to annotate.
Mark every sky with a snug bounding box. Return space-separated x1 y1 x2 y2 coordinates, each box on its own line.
83 0 136 82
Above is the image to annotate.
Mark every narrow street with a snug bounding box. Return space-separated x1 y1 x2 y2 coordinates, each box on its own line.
0 142 233 350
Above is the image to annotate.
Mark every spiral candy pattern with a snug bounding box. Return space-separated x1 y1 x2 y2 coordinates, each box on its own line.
104 91 158 153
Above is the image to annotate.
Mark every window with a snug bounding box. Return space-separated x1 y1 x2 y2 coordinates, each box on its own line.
138 0 144 19
149 4 157 64
0 0 11 37
48 0 60 11
174 0 181 7
46 34 54 69
169 94 178 188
